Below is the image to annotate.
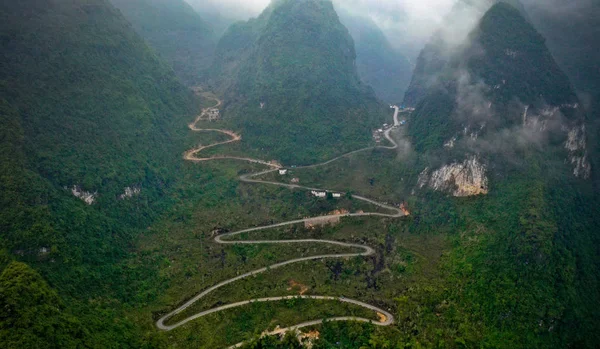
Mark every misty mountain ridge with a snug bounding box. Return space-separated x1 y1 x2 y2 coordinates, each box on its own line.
408 5 599 348
403 0 528 107
110 0 216 85
336 8 413 104
412 2 589 196
214 0 386 164
1 0 599 348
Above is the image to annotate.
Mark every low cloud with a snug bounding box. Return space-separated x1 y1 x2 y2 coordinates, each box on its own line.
185 0 457 58
185 0 269 21
185 0 596 61
451 69 568 162
332 0 455 58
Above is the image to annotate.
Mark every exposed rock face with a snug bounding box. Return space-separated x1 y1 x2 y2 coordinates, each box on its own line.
444 137 456 149
521 104 590 179
70 185 96 205
419 157 488 197
119 186 141 200
565 125 591 179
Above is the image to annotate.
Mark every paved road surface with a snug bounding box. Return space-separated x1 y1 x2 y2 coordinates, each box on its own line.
156 102 404 347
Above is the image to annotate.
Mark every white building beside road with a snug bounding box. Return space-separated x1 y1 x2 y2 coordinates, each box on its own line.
279 169 288 175
311 191 327 198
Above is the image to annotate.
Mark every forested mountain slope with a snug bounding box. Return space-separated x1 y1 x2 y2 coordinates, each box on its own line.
406 3 599 347
0 0 197 345
183 0 238 37
110 0 216 85
337 9 413 104
522 0 600 104
217 0 387 164
521 0 600 184
411 1 582 157
209 5 275 94
403 0 527 107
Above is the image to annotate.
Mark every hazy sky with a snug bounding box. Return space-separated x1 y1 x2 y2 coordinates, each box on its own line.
334 0 455 56
185 0 269 19
186 0 457 57
184 0 591 60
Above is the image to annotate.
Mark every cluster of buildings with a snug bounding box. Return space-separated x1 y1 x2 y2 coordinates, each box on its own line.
278 169 341 198
372 122 394 143
393 105 415 112
206 108 220 121
372 129 383 143
310 191 342 198
311 190 326 198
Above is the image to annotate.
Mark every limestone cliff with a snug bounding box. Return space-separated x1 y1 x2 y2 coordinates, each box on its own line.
419 157 488 197
565 125 591 179
70 185 96 205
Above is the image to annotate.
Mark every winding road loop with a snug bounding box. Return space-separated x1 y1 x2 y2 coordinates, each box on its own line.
157 97 406 348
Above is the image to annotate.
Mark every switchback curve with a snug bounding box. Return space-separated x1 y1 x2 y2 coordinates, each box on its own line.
156 98 405 348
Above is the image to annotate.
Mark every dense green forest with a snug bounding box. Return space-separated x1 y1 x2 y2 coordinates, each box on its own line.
109 0 216 86
403 3 600 347
410 2 580 155
215 0 388 164
522 0 600 184
1 0 599 348
403 0 528 107
0 0 198 346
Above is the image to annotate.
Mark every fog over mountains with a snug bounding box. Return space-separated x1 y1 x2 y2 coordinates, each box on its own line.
1 0 599 348
184 0 594 60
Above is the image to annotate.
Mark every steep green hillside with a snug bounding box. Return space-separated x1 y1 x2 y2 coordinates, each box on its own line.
337 9 413 104
402 34 449 107
0 261 86 348
405 3 599 347
184 0 238 37
110 0 216 85
222 0 386 164
209 7 274 93
0 0 197 345
410 1 580 154
523 0 600 102
522 0 600 184
403 0 528 107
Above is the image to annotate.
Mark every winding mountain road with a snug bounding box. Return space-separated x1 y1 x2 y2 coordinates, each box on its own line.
157 99 405 347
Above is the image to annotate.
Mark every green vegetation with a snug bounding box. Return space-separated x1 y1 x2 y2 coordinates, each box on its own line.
523 0 600 185
1 0 599 348
402 33 450 107
215 0 387 164
0 0 200 346
0 262 85 348
109 0 216 85
337 8 413 104
402 0 530 107
410 2 582 155
524 0 600 107
238 4 598 347
397 3 600 347
465 2 578 107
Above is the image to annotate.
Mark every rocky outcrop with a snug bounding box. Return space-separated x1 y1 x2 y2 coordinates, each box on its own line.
522 104 590 179
119 186 141 200
70 185 96 205
565 125 591 179
419 157 488 197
